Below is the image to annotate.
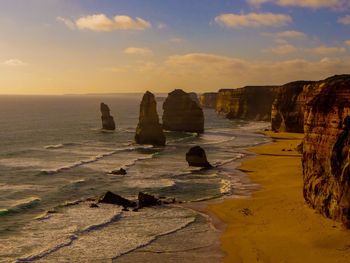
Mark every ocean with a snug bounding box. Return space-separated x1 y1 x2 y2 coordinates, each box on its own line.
0 94 270 262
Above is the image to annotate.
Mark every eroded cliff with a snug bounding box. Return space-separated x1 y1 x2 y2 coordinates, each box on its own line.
302 74 350 227
199 92 218 108
216 86 279 121
271 81 314 133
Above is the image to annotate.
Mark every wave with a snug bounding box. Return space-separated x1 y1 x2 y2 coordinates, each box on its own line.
0 197 41 217
44 143 79 150
39 145 154 175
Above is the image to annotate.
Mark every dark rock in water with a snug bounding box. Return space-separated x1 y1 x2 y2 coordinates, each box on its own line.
100 103 116 130
135 91 166 146
162 89 204 134
110 168 127 175
98 191 137 208
186 146 212 168
302 74 350 228
90 203 99 208
138 192 161 208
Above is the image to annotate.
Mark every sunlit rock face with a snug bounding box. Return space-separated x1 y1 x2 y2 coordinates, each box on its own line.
100 103 116 130
135 91 166 146
216 86 279 121
271 81 314 133
199 92 218 109
302 75 350 227
162 89 204 134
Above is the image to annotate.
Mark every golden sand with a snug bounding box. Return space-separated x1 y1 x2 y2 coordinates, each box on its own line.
208 132 350 263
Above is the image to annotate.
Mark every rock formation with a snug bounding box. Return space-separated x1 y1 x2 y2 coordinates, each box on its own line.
199 92 218 108
162 89 204 133
302 75 350 227
186 146 212 168
135 91 166 146
99 191 137 208
271 81 314 133
188 92 200 105
216 86 279 121
138 192 161 208
100 103 116 130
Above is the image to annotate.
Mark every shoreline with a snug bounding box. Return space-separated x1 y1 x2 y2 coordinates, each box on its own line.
198 131 350 263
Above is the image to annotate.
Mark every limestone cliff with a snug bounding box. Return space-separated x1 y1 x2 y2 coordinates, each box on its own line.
162 89 204 134
302 75 350 227
100 103 116 130
271 81 314 133
216 86 279 121
199 92 218 108
135 91 166 146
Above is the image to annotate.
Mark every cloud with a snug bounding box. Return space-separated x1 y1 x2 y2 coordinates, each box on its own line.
338 15 350 25
169 37 185 43
215 12 292 28
59 14 151 32
56 16 76 30
157 23 167 29
123 47 153 56
310 45 346 54
345 40 350 46
264 44 299 54
247 0 348 9
2 59 27 67
276 30 306 39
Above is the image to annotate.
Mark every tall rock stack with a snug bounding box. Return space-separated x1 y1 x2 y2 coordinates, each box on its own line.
302 75 350 227
162 89 204 134
271 81 314 133
100 103 116 130
135 91 166 146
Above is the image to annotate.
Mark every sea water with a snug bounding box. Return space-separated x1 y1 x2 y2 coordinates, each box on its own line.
0 94 270 262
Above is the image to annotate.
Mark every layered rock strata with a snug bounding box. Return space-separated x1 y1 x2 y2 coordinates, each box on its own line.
302 75 350 227
199 92 218 108
216 86 279 121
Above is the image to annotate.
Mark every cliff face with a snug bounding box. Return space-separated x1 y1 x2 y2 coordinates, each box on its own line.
162 89 204 134
100 103 116 130
135 91 166 146
199 92 218 108
271 81 314 133
216 86 279 121
302 75 350 227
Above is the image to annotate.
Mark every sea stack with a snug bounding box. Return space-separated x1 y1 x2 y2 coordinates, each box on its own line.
100 103 116 130
186 146 212 168
199 92 218 109
162 89 204 134
302 75 350 227
135 91 166 146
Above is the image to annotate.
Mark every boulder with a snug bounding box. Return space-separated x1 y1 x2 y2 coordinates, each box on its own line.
98 191 137 208
302 74 350 227
138 192 161 208
162 89 204 134
135 91 166 146
100 103 116 130
110 168 127 175
186 146 212 168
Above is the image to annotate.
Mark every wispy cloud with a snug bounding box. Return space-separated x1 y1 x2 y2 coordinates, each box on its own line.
123 47 153 56
345 40 350 46
264 44 346 55
275 30 306 39
2 59 27 67
247 0 348 9
264 44 299 54
169 37 185 43
58 14 151 32
338 15 350 25
215 13 292 28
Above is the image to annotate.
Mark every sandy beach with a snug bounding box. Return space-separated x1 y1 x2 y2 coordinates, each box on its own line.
207 132 350 263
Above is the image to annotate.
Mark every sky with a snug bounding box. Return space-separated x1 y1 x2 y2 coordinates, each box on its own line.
0 0 350 94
